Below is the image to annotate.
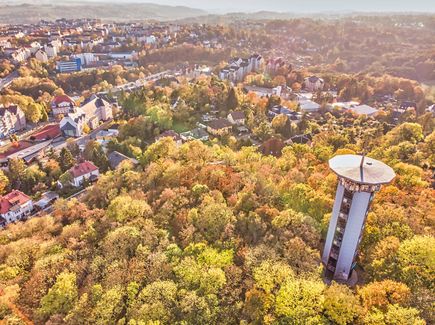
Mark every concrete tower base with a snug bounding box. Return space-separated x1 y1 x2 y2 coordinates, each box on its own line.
323 270 358 287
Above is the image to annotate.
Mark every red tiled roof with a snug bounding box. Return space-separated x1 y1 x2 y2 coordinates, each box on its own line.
69 161 98 178
30 124 61 141
0 141 33 159
0 190 31 214
51 95 75 107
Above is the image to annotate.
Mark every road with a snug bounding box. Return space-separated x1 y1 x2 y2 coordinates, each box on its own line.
99 70 173 94
51 119 113 151
0 70 19 90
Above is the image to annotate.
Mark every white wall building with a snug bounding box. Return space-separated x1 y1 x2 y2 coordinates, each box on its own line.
0 190 33 226
69 161 100 187
35 49 48 63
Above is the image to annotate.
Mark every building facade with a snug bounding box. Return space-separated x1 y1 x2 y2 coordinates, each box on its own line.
69 161 100 187
0 105 26 138
0 190 33 226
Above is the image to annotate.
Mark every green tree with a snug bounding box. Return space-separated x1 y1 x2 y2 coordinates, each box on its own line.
396 236 435 289
7 158 26 189
324 283 362 325
0 170 9 194
189 195 234 243
106 195 152 223
226 87 239 111
275 278 326 324
25 102 44 123
128 280 177 324
38 272 78 318
59 147 75 172
91 286 124 325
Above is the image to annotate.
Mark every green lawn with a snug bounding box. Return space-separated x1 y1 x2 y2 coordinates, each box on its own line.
172 120 193 133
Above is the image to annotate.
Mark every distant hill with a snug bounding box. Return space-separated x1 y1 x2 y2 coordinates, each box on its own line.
0 2 207 24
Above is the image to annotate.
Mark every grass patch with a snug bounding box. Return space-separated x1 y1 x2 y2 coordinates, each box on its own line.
172 120 193 133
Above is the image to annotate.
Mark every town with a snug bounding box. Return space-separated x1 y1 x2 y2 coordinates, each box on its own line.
0 9 434 325
1 18 433 228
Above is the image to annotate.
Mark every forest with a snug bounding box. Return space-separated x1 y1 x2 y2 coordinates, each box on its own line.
0 79 433 323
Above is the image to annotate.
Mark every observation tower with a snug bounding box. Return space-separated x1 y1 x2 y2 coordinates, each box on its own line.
322 155 395 285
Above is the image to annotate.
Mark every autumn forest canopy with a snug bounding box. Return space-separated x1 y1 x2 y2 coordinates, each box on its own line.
0 115 434 324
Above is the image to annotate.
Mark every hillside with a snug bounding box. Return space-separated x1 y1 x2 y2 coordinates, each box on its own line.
0 2 206 24
0 120 433 324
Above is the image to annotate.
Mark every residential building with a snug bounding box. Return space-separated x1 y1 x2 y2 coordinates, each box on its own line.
35 49 48 62
269 105 302 122
304 76 324 92
60 111 86 137
44 43 58 58
219 54 263 83
34 191 59 211
207 118 233 137
69 161 99 187
71 52 98 66
266 57 286 75
108 151 139 169
59 94 112 137
51 95 77 117
0 105 26 138
180 128 209 142
0 190 33 226
155 130 183 146
80 94 113 127
244 85 283 97
227 111 246 125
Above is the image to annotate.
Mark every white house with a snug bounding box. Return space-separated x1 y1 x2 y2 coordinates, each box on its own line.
69 161 99 187
60 111 86 137
227 111 246 125
304 76 324 92
44 43 58 58
80 94 113 126
0 190 33 226
71 52 98 66
51 95 77 118
59 94 113 137
35 49 48 63
0 105 27 138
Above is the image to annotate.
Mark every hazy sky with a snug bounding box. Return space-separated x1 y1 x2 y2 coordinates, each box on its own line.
135 0 435 13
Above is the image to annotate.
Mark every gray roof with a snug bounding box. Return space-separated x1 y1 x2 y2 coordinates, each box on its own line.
329 155 395 185
108 151 138 169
